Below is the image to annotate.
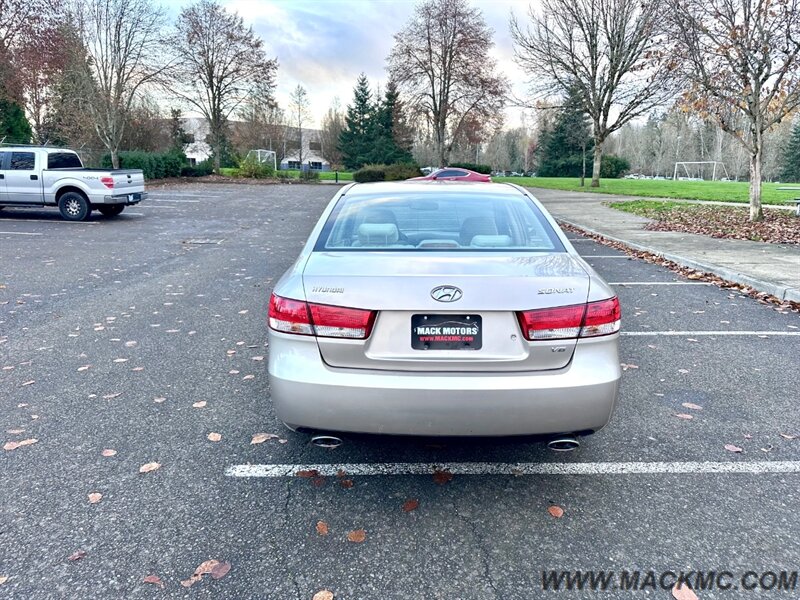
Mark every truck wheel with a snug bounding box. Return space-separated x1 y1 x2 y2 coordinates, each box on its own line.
98 205 125 217
58 192 90 221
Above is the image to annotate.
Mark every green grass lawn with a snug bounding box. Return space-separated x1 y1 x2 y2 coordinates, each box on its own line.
493 176 797 205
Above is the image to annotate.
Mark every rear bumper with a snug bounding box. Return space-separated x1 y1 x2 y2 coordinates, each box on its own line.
100 191 147 205
268 333 621 436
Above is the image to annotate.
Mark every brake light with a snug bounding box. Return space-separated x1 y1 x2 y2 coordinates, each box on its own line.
101 176 114 189
516 297 620 340
268 294 376 339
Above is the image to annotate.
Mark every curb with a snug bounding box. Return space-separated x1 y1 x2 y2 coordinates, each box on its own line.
558 218 800 303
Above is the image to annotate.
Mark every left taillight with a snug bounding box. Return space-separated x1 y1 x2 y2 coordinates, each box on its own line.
268 293 375 339
100 176 114 189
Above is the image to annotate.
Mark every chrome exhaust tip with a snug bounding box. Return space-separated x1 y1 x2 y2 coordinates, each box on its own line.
310 435 343 449
547 436 580 452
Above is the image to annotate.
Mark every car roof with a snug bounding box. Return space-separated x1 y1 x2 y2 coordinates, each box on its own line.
0 146 75 153
346 181 521 197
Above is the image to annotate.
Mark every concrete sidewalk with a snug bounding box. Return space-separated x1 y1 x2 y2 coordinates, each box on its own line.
530 187 800 302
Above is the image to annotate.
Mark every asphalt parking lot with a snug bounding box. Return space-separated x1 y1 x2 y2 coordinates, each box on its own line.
1 183 799 599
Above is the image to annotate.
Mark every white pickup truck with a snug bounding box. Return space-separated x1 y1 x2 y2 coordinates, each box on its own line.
0 146 147 221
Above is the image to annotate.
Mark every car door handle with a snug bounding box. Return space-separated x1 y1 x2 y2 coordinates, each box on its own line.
30 174 38 180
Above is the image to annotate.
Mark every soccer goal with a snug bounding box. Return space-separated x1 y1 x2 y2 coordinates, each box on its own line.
672 161 730 181
246 149 277 171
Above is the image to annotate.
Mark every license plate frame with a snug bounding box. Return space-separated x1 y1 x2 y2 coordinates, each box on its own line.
411 314 482 350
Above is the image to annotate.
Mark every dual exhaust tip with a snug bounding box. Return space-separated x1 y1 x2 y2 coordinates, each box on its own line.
311 434 580 452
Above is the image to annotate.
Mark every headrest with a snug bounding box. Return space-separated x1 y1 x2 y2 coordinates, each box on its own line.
357 223 400 245
470 234 513 247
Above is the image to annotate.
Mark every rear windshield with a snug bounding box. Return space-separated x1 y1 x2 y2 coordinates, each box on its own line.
316 191 564 252
47 152 83 169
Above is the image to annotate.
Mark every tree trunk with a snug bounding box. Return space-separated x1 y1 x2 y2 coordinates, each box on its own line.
111 149 120 169
748 146 764 222
591 141 603 187
580 142 586 187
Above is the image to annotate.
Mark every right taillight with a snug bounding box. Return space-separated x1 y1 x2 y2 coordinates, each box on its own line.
516 297 620 341
268 294 375 339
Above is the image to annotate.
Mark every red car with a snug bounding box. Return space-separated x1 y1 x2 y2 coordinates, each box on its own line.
410 168 491 182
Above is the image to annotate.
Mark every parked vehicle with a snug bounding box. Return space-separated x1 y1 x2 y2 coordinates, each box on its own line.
267 181 621 444
409 168 491 183
0 146 147 221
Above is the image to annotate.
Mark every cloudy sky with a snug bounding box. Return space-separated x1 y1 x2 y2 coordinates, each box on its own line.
166 0 536 128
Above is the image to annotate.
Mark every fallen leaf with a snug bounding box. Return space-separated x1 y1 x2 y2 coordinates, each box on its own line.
620 363 639 371
316 521 329 535
88 492 103 504
402 499 419 512
143 574 164 588
192 401 207 408
761 445 773 453
242 374 255 380
101 449 117 457
228 369 240 374
681 402 703 410
312 476 326 487
678 369 690 374
432 469 453 485
68 550 87 561
6 429 24 434
347 529 366 543
180 576 200 588
124 341 137 347
112 358 128 363
251 432 279 444
780 433 797 440
296 469 319 478
102 392 122 399
21 380 35 386
238 310 248 314
724 444 743 453
251 356 264 361
672 582 699 600
195 559 220 575
77 365 91 372
139 462 161 473
4 438 37 451
339 479 354 489
547 505 565 518
313 591 334 600
210 561 231 580
207 432 222 442
674 413 694 420
687 272 703 280
0 576 7 585
131 367 144 372
743 433 753 439
154 397 166 403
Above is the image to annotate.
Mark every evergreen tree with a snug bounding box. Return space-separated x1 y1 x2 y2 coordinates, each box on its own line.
169 108 193 153
0 100 33 144
780 118 800 183
339 74 376 170
538 86 593 178
368 80 414 165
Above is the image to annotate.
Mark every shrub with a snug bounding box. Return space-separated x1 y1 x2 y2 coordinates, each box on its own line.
385 163 422 180
238 154 275 179
299 169 320 181
448 162 492 174
600 154 630 179
353 163 421 183
101 150 187 179
353 164 387 182
181 159 213 177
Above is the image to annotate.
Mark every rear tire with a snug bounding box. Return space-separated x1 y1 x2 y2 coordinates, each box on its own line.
58 192 90 221
98 205 125 217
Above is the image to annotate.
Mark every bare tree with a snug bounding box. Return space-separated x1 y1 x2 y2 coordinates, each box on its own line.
167 0 277 173
388 0 506 167
511 0 676 186
233 81 285 157
73 0 166 167
669 0 800 221
320 99 344 168
288 85 311 168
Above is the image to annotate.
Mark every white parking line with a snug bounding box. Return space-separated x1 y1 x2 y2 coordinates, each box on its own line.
622 331 800 337
0 219 97 225
226 461 800 478
0 231 44 235
610 281 711 285
150 199 200 203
